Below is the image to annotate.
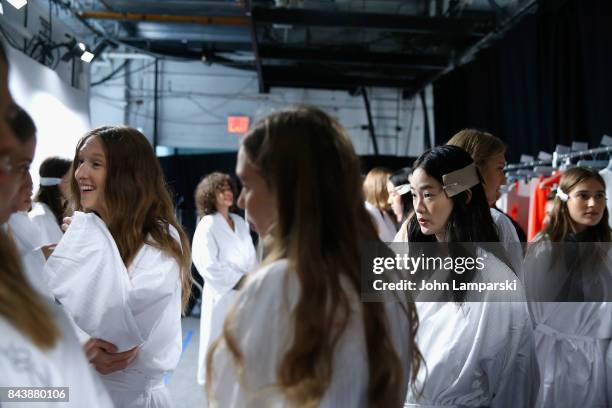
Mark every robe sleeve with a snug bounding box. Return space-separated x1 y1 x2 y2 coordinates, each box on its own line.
44 212 177 351
491 209 524 280
488 306 540 408
209 261 292 407
192 216 244 296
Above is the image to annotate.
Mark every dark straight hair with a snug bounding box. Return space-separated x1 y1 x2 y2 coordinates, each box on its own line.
408 145 512 302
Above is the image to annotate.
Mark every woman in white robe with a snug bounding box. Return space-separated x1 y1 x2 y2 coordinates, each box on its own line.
29 156 72 246
4 107 53 299
192 172 256 386
399 145 539 407
0 54 111 407
44 126 192 408
0 232 114 408
206 107 421 407
525 167 612 408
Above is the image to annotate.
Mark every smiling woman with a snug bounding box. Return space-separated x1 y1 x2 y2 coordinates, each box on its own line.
73 135 108 221
44 125 192 408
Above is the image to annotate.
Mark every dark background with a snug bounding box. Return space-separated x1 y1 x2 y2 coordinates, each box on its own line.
433 0 612 163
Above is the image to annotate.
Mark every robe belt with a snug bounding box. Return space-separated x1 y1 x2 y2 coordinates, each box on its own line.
535 323 611 342
102 370 166 391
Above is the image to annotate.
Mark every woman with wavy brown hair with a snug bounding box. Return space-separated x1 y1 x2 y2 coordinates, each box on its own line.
205 106 420 407
526 167 612 408
44 126 191 407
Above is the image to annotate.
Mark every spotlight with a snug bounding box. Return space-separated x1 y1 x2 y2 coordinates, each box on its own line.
7 0 27 10
60 39 96 63
80 51 94 63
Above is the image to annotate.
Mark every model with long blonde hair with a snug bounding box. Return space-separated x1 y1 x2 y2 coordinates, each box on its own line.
45 126 191 408
363 166 397 241
206 106 420 407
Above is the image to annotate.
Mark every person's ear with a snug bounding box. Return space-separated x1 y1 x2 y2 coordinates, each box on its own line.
465 189 472 205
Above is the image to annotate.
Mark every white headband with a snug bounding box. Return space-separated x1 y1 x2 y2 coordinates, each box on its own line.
40 177 63 186
556 188 569 202
394 183 410 196
442 163 480 197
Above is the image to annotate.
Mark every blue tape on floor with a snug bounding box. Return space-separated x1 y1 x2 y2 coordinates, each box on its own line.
164 329 194 385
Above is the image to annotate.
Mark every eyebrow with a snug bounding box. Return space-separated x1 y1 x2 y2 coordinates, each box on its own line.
411 184 436 190
574 190 605 194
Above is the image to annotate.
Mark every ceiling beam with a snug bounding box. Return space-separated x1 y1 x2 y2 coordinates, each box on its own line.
245 0 267 93
259 45 449 70
79 11 250 27
263 66 416 91
251 7 493 36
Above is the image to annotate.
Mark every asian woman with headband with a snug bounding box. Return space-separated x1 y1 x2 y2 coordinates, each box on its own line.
399 145 539 408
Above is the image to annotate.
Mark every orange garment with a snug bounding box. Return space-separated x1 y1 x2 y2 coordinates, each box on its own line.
527 171 561 241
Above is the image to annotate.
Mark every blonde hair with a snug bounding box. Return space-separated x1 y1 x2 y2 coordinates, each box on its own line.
70 126 192 310
0 231 60 349
206 106 420 406
363 167 392 211
446 129 506 171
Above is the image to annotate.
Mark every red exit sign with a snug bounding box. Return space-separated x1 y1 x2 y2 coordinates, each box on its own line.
228 116 250 134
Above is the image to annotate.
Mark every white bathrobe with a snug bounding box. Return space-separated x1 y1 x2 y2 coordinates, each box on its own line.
365 201 397 242
7 211 53 300
524 239 612 408
44 211 183 408
193 212 256 385
0 298 113 408
208 258 414 407
29 202 63 246
404 250 539 407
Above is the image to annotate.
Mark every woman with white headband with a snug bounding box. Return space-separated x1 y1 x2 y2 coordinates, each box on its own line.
29 156 71 245
525 167 612 408
387 167 412 241
399 145 539 407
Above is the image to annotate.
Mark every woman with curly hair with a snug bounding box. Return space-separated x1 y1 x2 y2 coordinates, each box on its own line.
192 171 256 388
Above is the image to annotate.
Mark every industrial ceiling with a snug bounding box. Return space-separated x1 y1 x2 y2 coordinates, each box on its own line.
54 0 537 96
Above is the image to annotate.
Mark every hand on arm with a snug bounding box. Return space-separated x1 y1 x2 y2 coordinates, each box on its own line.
83 338 139 375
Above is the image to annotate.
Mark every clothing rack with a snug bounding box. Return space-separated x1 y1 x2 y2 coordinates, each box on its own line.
506 146 612 171
505 160 552 171
552 146 612 167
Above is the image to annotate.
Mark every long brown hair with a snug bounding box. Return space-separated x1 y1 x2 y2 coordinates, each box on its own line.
542 167 611 242
0 231 60 348
69 126 192 310
207 106 421 406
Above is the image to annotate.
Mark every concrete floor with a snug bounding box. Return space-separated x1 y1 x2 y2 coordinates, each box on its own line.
167 317 206 407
